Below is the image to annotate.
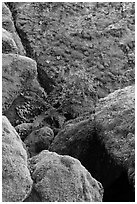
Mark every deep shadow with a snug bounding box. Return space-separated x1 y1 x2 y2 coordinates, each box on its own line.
103 171 135 202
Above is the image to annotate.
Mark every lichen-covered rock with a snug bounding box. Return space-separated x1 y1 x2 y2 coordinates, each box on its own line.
26 150 103 202
2 116 33 202
2 28 18 54
2 53 37 112
2 3 25 55
24 126 54 157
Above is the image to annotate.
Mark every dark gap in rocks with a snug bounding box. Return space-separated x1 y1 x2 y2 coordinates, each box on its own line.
35 141 49 154
64 112 75 121
14 26 36 59
103 171 135 202
23 187 42 202
6 3 57 96
68 128 134 202
5 3 35 60
36 63 56 94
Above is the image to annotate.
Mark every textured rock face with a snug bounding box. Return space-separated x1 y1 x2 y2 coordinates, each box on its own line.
2 53 37 112
24 126 54 156
10 2 135 97
26 150 103 202
50 85 135 201
2 3 25 55
2 28 18 54
2 2 135 202
50 117 122 190
95 85 135 187
2 116 33 202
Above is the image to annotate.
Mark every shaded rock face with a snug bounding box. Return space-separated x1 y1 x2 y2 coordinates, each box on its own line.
25 150 103 202
24 126 54 157
2 53 37 112
2 3 25 55
95 85 135 191
2 116 33 202
50 118 122 192
8 2 135 97
50 85 135 201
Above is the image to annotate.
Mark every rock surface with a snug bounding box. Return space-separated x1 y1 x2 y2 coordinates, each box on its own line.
2 2 135 202
2 28 18 54
10 2 135 96
24 126 54 156
95 85 135 187
2 116 33 202
2 53 37 112
25 150 103 202
2 3 25 55
50 85 135 201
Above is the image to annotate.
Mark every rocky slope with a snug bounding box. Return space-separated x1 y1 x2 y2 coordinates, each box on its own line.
2 2 135 202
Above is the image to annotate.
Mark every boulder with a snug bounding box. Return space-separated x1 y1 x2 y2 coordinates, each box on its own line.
24 126 54 157
50 85 135 201
95 85 135 188
10 2 134 97
2 53 37 112
2 116 33 202
50 117 122 192
2 3 25 55
2 28 18 54
25 150 103 202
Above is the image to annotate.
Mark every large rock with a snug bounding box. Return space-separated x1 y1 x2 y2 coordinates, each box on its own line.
9 2 134 97
2 3 25 55
7 2 134 122
95 85 135 188
2 53 37 112
25 150 103 202
50 85 135 201
24 126 54 157
2 116 33 202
